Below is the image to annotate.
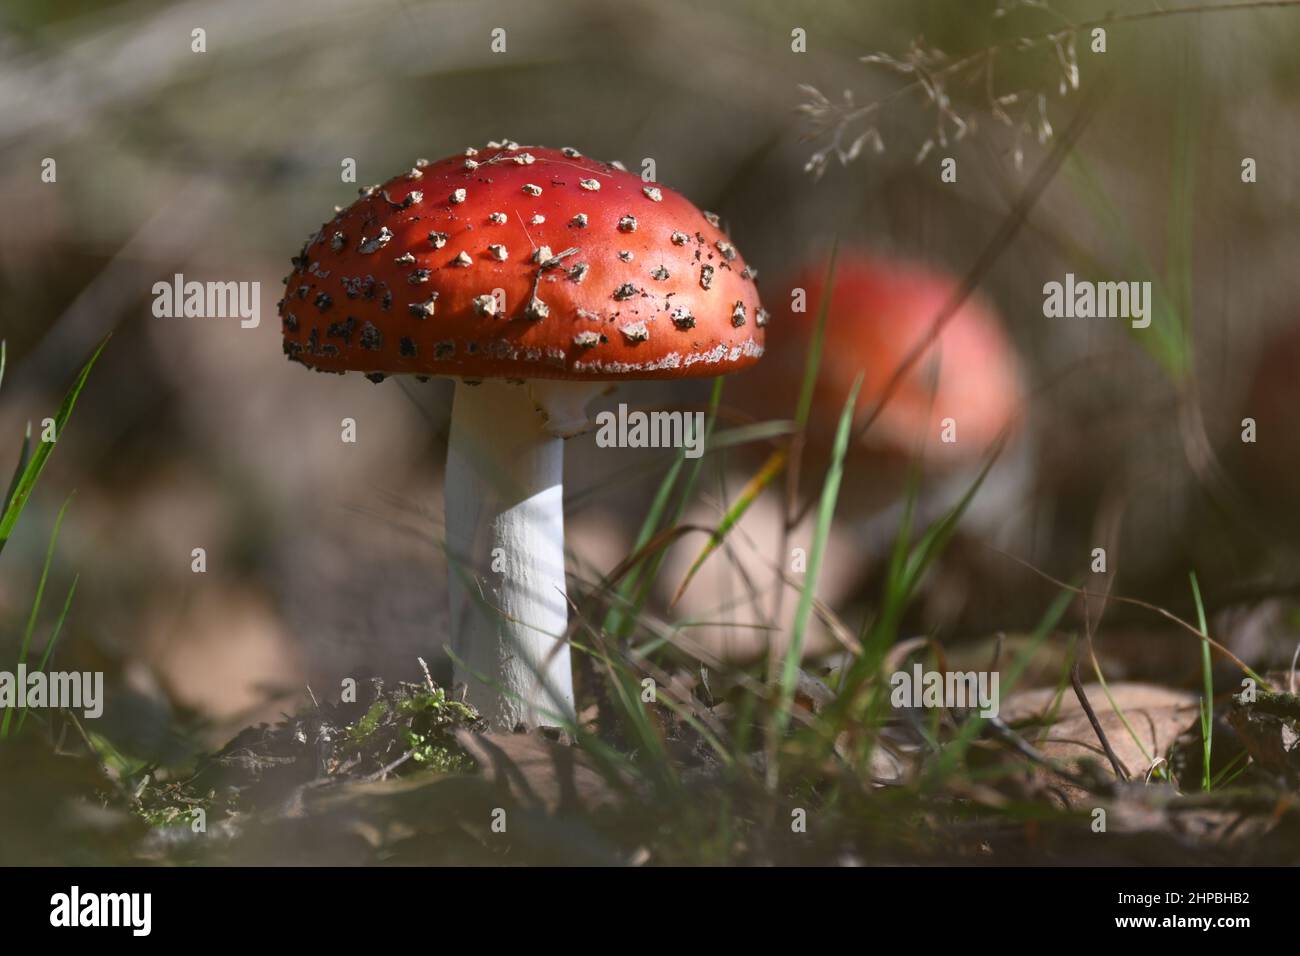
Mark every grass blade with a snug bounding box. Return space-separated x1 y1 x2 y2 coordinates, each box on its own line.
1 493 73 738
604 379 725 637
793 239 839 434
1088 646 1158 776
1190 570 1213 790
3 423 32 515
1064 154 1188 381
15 573 78 734
668 447 786 608
0 335 109 556
774 373 862 735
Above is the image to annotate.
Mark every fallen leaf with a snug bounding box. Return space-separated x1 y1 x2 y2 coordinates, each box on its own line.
1001 682 1199 805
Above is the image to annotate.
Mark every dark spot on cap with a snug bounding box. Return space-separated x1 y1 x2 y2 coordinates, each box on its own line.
327 317 357 342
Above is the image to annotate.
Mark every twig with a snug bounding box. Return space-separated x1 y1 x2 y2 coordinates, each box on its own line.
363 749 415 782
985 714 1106 793
1070 659 1129 781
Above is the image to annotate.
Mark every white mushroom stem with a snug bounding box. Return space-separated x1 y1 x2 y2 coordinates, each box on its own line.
444 377 598 730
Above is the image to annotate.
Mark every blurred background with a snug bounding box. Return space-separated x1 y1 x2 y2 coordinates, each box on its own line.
2 0 1299 766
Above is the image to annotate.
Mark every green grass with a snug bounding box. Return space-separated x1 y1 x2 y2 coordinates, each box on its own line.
0 336 108 555
792 240 839 435
0 336 106 740
1089 647 1161 780
1190 570 1214 791
15 321 1286 864
1 493 73 739
602 377 726 639
774 373 861 737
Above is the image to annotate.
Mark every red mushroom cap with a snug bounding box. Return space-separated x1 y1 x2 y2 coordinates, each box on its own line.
279 144 765 381
749 252 1024 464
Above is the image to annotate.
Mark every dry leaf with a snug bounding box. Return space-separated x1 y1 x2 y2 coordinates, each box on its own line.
1001 682 1200 805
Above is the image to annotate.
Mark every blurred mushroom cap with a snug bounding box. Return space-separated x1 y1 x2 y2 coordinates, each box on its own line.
747 252 1025 468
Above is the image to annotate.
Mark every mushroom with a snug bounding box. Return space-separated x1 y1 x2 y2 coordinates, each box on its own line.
278 144 764 729
751 252 1024 485
666 251 1026 664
